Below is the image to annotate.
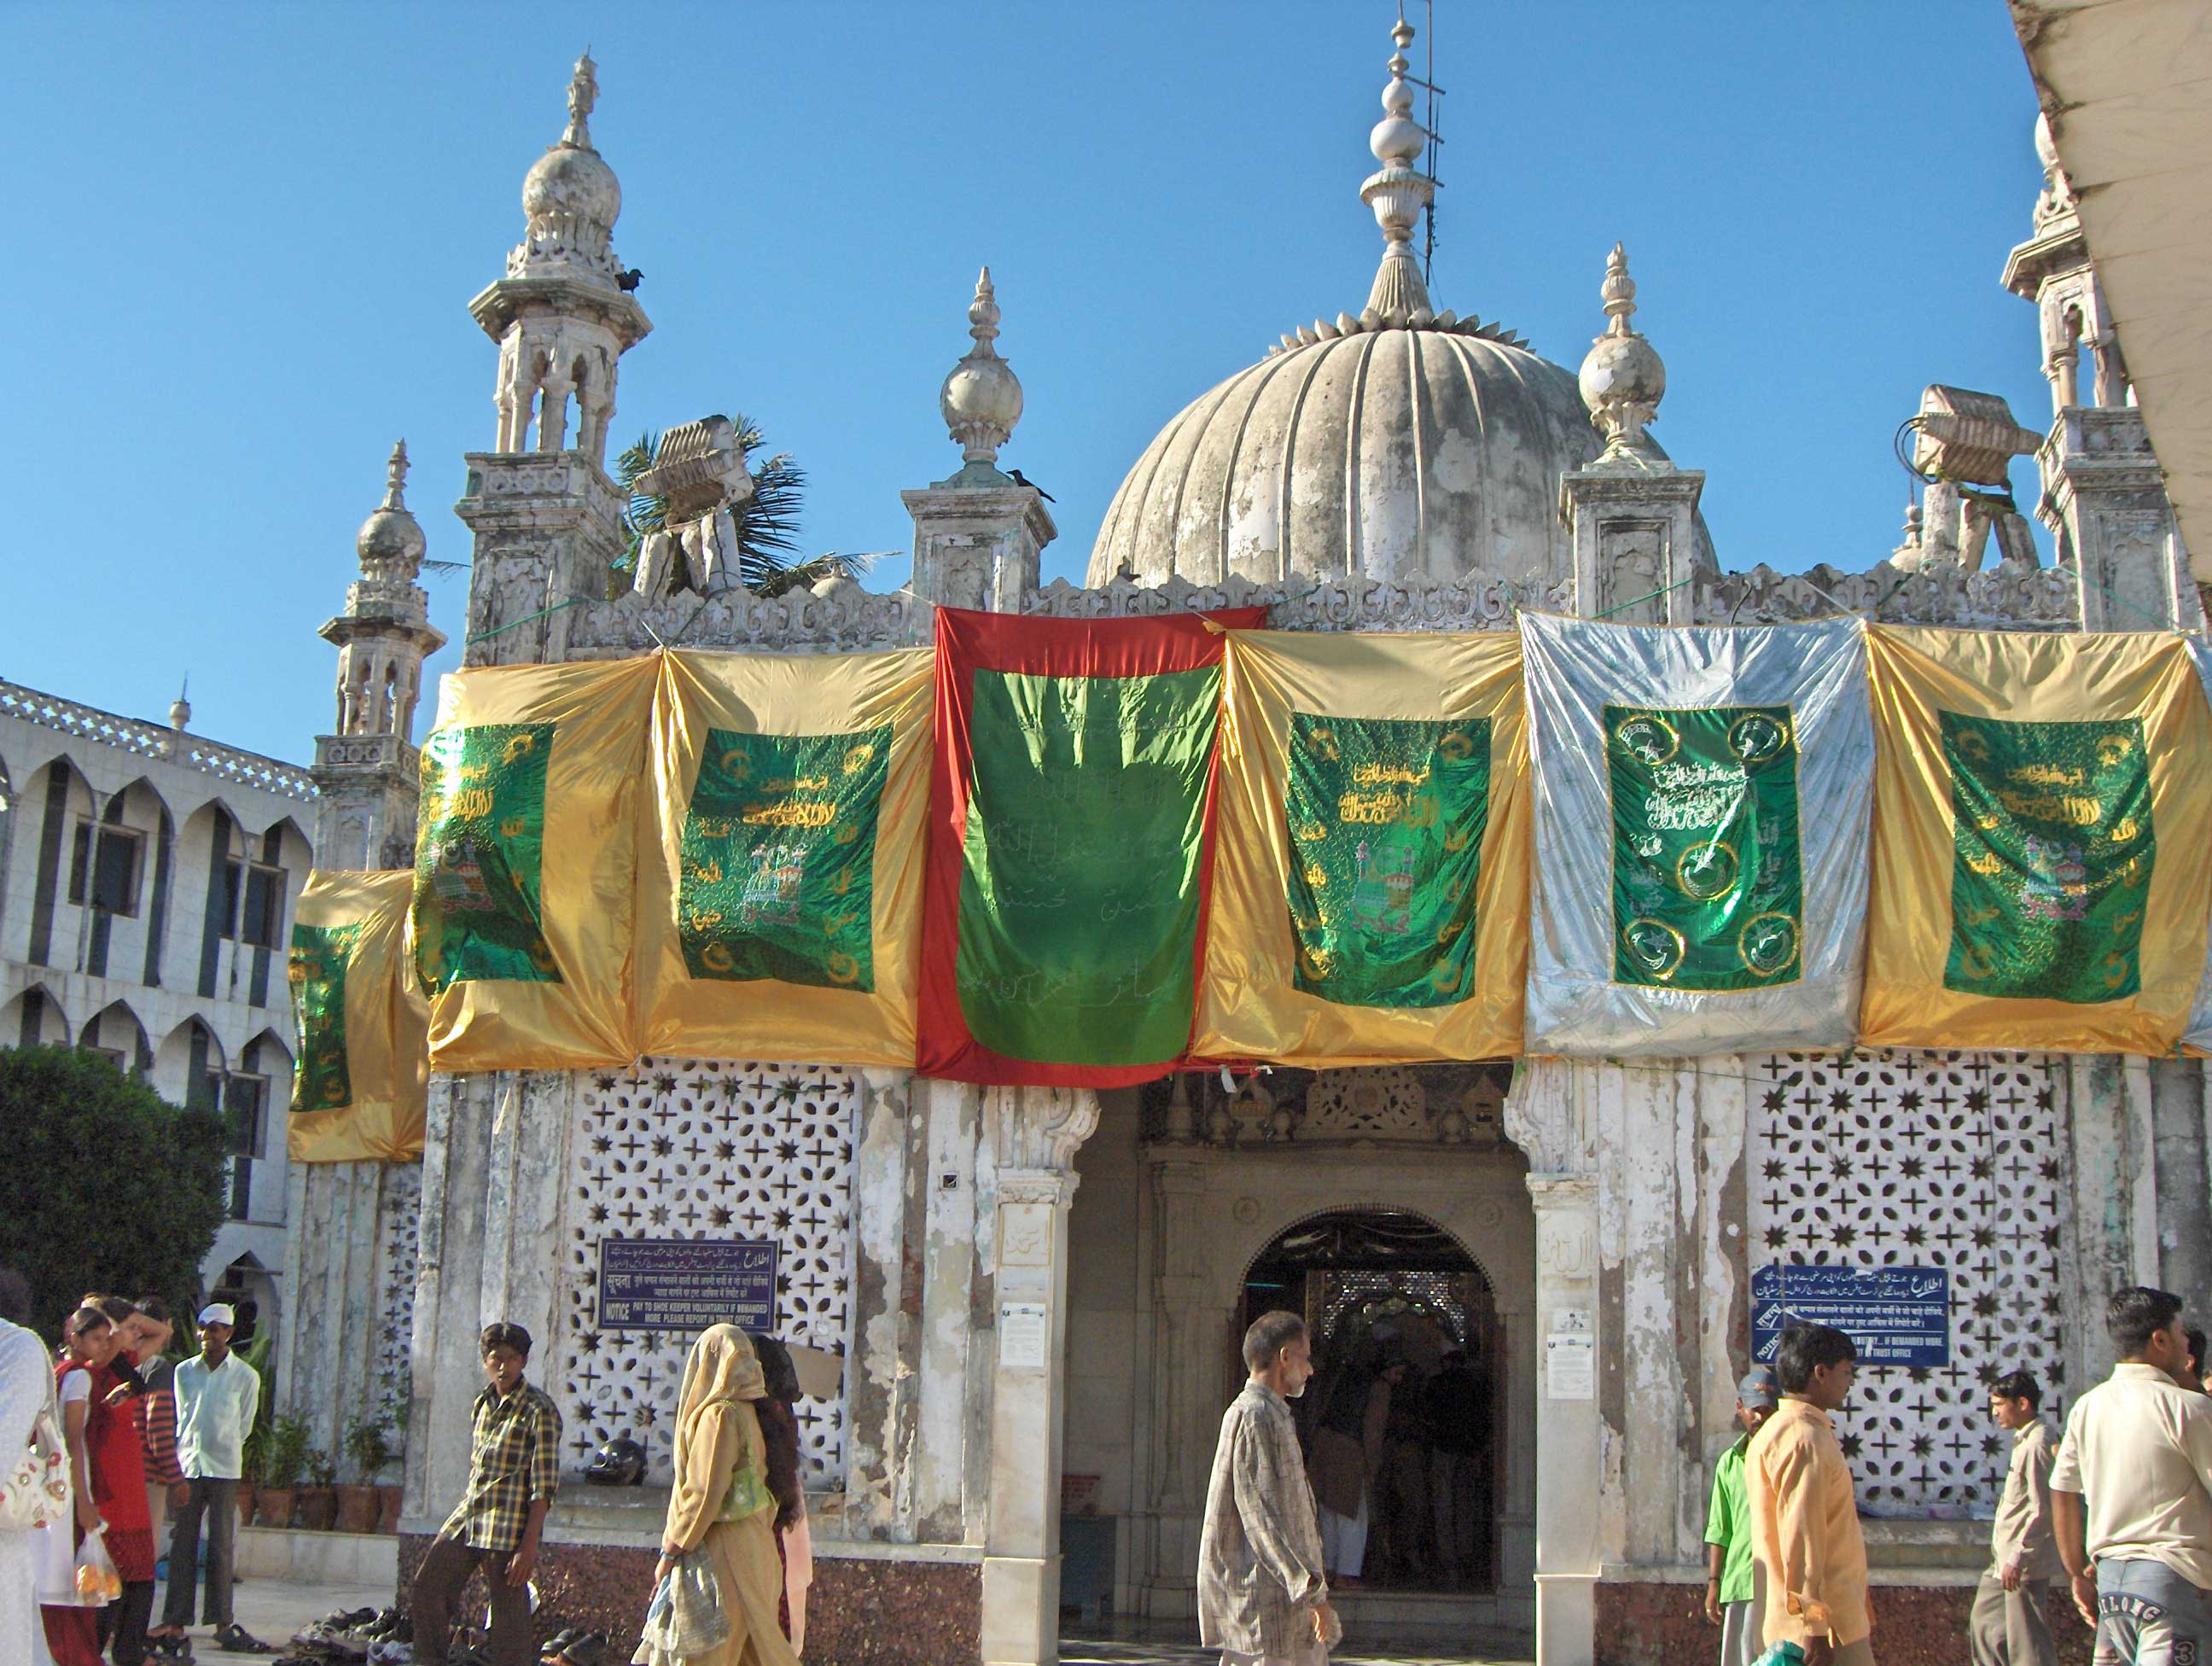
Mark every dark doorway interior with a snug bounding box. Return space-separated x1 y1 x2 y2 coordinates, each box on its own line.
1243 1209 1498 1593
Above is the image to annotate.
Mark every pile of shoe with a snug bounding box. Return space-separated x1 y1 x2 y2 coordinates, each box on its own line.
540 1628 605 1666
285 1607 410 1662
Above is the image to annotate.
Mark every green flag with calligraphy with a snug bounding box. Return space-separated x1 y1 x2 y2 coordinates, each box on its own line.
1941 712 2151 1002
678 725 890 991
1607 703 1803 991
414 720 557 991
288 921 360 1114
1284 712 1489 1008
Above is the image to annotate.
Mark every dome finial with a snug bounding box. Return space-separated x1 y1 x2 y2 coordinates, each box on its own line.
1360 11 1435 326
936 265 1025 481
382 439 410 511
169 676 190 733
1577 242 1667 460
563 50 598 149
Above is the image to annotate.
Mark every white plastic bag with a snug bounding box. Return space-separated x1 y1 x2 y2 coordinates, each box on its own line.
74 1523 121 1605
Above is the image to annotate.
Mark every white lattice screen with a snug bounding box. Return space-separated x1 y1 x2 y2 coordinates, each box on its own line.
1749 1051 2070 1518
557 1061 859 1488
376 1162 422 1440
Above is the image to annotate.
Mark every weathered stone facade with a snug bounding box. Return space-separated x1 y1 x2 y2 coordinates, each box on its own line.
284 24 2212 1666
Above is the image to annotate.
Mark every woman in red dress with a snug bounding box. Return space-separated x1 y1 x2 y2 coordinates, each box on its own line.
40 1306 155 1666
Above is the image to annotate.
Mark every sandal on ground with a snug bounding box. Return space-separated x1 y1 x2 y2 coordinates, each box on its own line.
217 1625 276 1655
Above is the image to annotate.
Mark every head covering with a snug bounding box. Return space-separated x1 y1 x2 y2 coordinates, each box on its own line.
1738 1366 1780 1412
675 1324 766 1456
197 1303 236 1327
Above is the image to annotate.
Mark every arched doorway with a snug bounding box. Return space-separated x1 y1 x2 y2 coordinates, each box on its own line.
1243 1209 1499 1593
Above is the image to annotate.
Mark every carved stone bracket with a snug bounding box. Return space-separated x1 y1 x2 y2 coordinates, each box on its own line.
1502 1057 1595 1179
987 1084 1102 1176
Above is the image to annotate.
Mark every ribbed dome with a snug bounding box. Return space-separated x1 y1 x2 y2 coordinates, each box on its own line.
356 505 426 573
1088 324 1606 588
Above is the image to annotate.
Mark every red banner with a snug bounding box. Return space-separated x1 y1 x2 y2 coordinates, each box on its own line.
920 606 1267 1086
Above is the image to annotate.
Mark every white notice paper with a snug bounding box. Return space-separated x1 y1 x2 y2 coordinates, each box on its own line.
998 1302 1048 1370
1545 1332 1595 1400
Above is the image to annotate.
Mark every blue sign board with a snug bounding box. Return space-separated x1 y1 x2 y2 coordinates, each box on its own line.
597 1238 778 1333
1751 1263 1950 1369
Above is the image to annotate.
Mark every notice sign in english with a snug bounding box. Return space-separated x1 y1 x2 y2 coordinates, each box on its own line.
1752 1263 1949 1369
597 1238 778 1333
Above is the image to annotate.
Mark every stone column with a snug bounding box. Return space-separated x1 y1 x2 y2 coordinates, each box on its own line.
2040 406 2199 631
1561 462 1706 625
901 483 1056 614
1526 1174 1602 1666
978 1086 1099 1666
1505 1057 1603 1666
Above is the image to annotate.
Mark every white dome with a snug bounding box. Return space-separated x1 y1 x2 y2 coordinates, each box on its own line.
1089 323 1608 588
522 143 620 240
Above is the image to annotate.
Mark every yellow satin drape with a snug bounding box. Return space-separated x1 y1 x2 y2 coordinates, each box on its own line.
418 655 660 1070
1862 626 2212 1052
635 647 933 1065
288 869 429 1162
1194 629 1529 1064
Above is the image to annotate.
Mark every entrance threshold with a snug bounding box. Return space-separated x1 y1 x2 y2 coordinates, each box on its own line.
1061 1609 1534 1666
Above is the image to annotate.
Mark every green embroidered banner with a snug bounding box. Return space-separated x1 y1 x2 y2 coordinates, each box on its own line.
1941 712 2152 1001
1284 713 1489 1008
287 921 360 1113
678 726 889 991
956 667 1220 1066
415 721 558 991
1607 704 1803 990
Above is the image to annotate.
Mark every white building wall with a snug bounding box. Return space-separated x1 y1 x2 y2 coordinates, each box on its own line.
0 683 316 1331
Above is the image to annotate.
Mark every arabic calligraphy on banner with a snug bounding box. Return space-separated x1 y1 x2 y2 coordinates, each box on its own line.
679 726 890 991
1751 1263 1951 1369
414 721 557 991
1283 712 1489 1008
1942 713 2152 1003
287 922 360 1113
1606 704 1803 990
955 665 1221 1068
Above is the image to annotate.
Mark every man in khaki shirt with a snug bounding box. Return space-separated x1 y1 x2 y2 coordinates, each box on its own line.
1748 1324 1872 1666
1971 1370 2061 1666
2050 1286 2212 1666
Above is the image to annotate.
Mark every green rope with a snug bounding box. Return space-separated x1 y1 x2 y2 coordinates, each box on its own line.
465 596 589 645
1592 574 1694 620
2072 568 2176 632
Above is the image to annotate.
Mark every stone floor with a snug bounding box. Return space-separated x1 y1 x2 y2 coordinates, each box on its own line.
146 1575 1534 1664
1062 1618 1534 1666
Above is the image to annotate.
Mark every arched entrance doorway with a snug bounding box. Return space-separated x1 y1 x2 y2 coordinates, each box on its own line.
1244 1209 1499 1593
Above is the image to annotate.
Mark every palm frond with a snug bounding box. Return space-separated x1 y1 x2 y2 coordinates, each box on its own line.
613 429 665 578
750 550 879 601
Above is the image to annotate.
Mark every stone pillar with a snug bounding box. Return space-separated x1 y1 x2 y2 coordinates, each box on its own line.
1138 1158 1219 1616
2040 405 2198 631
902 484 1056 614
978 1086 1099 1666
456 451 631 667
1526 1174 1602 1666
1561 463 1706 625
311 733 423 871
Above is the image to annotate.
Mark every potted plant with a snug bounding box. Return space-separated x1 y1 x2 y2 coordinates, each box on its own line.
254 1415 309 1529
297 1445 340 1531
337 1417 393 1533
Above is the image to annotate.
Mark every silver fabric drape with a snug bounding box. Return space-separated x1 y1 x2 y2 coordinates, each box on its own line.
1519 613 1873 1056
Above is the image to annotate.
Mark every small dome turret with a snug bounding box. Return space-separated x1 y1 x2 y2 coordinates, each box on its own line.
355 440 428 578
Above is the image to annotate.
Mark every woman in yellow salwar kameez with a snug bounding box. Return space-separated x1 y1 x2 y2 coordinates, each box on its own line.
649 1326 803 1666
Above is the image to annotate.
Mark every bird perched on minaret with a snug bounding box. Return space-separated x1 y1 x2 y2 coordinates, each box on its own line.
1008 468 1055 503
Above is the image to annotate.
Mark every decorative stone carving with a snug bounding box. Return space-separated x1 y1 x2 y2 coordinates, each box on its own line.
1577 245 1667 461
564 583 928 655
939 268 1023 471
987 1085 1101 1174
1502 1057 1593 1178
1749 1050 2071 1517
1302 1068 1429 1139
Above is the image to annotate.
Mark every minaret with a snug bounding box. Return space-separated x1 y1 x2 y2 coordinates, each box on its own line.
456 53 651 665
312 441 448 869
901 268 1055 611
2003 113 2193 629
1562 245 1706 622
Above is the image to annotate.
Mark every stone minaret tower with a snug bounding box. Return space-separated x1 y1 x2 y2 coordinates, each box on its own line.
312 441 447 869
457 52 651 667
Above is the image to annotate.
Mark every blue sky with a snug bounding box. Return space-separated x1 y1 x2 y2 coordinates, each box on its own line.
0 3 2052 765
